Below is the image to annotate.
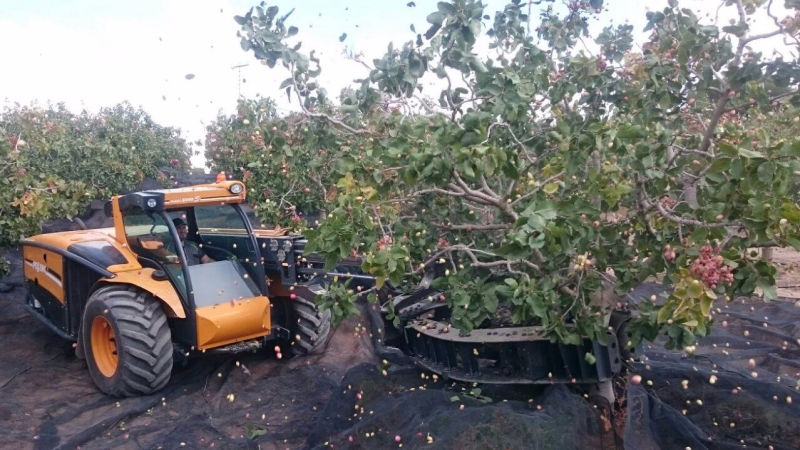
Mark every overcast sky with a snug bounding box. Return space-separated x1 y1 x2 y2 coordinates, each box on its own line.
0 0 789 168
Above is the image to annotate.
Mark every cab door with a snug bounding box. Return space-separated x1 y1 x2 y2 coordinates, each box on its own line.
190 204 266 293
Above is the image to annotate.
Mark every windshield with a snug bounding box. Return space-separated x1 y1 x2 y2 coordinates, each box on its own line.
122 207 179 266
194 203 248 233
163 260 260 307
123 204 263 307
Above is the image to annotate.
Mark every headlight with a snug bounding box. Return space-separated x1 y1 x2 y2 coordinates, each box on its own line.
146 198 157 208
229 183 243 194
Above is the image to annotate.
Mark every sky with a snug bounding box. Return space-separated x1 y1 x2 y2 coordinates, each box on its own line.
0 0 791 168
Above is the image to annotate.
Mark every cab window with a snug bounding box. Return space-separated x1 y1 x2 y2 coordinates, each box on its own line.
194 204 247 234
122 207 178 263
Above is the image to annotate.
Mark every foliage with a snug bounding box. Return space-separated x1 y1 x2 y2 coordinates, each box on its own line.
204 97 352 227
0 102 190 274
229 0 800 348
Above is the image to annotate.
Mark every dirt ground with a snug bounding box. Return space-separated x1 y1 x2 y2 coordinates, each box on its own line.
1 248 800 449
770 247 800 299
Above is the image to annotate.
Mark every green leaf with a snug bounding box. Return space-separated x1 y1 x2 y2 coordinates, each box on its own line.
700 297 713 317
687 281 703 297
780 202 800 223
462 163 475 178
617 124 645 139
738 147 766 159
722 23 748 37
426 11 444 26
437 2 456 14
247 426 267 439
484 290 499 313
786 237 800 251
718 141 738 156
542 182 559 194
756 162 774 183
656 305 671 324
762 284 778 300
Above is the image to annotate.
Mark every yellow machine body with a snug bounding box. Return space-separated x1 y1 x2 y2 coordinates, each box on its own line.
22 179 274 351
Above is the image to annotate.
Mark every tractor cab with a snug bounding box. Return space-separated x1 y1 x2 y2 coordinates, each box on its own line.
118 196 266 305
110 181 273 351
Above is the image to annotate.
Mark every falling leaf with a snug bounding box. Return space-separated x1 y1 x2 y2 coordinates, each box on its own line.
339 32 347 42
185 73 195 80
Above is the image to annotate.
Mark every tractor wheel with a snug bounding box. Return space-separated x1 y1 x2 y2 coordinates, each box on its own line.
277 288 331 356
290 295 332 355
81 285 173 396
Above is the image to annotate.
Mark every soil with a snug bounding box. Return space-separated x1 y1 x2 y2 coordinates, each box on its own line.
770 247 800 299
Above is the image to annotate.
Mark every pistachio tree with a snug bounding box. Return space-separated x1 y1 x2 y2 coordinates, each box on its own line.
225 0 800 348
1 102 190 274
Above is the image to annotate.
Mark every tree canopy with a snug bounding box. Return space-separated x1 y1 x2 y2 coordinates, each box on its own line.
216 0 799 349
1 102 190 256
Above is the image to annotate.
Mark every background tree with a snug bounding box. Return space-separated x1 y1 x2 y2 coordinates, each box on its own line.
205 97 350 226
1 102 190 274
227 0 800 349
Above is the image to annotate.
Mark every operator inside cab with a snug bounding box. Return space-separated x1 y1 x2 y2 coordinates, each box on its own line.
173 218 214 265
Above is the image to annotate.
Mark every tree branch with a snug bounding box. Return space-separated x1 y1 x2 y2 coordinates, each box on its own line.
482 122 538 164
480 175 499 198
511 171 564 206
640 184 740 229
452 172 501 205
742 29 784 45
766 0 800 48
724 89 799 115
413 244 541 275
433 223 512 231
699 92 731 154
453 171 519 221
290 62 371 135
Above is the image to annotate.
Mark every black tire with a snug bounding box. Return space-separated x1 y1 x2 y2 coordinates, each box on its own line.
74 338 85 360
271 285 332 356
289 294 332 355
81 285 173 396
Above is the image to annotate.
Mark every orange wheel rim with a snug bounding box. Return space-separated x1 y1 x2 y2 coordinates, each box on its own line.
91 316 118 377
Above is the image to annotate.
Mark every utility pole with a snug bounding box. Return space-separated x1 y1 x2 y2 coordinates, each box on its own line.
231 63 249 97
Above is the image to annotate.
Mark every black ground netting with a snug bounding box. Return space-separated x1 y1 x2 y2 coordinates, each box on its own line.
622 284 800 450
306 364 607 450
